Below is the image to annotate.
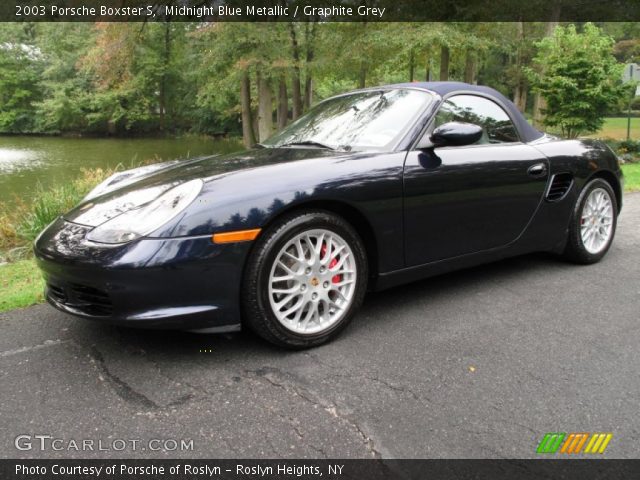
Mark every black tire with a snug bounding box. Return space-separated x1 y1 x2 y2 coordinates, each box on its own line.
563 178 618 264
242 210 368 349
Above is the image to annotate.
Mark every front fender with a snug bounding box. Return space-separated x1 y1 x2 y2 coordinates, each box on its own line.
154 152 407 273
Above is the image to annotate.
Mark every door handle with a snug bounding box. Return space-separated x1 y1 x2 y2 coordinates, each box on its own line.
527 163 547 177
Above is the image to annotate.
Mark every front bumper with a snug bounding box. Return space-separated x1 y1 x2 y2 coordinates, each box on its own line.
34 218 251 330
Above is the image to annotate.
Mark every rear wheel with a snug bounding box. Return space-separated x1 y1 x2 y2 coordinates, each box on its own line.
242 210 368 348
563 178 617 264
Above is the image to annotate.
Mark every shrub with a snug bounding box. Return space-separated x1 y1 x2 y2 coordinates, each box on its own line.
527 23 627 138
602 139 640 164
16 168 114 243
617 139 640 154
0 167 114 260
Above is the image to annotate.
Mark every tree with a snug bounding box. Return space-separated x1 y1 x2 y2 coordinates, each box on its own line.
33 23 95 133
527 23 626 138
1 21 638 138
78 22 195 134
0 24 42 132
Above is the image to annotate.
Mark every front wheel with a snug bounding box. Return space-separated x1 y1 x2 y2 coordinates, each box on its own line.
563 178 618 264
242 210 368 348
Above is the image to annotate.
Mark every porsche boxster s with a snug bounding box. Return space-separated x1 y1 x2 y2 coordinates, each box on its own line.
34 82 623 348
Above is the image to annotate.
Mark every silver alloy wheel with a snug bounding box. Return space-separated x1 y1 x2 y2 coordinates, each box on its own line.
268 229 357 334
580 187 614 254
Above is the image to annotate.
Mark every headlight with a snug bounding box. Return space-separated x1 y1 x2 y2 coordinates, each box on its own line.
86 179 203 244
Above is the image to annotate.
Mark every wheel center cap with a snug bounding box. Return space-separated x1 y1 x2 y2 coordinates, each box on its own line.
310 277 319 287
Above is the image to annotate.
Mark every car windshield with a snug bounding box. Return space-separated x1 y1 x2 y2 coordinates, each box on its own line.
261 88 434 151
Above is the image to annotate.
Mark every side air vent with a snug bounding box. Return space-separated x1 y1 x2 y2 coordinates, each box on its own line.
546 173 573 201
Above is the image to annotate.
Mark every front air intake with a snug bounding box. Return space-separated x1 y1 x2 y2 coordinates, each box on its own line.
546 173 573 201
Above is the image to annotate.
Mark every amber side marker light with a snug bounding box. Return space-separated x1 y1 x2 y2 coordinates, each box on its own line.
212 228 261 244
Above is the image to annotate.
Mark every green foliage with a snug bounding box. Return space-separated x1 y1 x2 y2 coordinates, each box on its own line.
0 23 208 135
31 24 94 132
0 24 42 132
17 168 114 243
617 139 640 153
0 168 113 258
603 137 640 163
16 182 87 243
527 23 627 138
0 22 638 137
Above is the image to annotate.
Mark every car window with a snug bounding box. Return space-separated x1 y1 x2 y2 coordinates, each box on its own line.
263 89 434 151
433 95 520 144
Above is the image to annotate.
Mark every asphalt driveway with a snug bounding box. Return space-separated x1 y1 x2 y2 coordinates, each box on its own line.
1 193 639 459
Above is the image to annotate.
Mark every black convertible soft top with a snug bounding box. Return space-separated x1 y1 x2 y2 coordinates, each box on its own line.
390 81 544 143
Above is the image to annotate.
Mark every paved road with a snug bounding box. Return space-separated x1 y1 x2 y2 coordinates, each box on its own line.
1 194 639 459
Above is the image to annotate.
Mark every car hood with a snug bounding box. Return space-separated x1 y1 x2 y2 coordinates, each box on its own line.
64 147 344 227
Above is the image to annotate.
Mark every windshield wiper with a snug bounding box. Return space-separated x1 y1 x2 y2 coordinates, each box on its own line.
279 140 336 150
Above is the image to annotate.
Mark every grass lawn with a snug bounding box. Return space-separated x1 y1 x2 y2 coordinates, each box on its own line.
0 259 44 313
593 117 640 140
622 163 640 192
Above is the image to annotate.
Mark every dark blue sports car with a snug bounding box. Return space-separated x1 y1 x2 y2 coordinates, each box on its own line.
35 82 623 348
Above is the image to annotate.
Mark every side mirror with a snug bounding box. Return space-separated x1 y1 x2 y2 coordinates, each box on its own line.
422 122 483 148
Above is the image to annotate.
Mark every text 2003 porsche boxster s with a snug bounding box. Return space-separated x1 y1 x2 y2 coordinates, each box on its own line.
35 82 623 348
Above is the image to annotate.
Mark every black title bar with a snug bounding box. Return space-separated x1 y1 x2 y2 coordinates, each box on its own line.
2 459 640 480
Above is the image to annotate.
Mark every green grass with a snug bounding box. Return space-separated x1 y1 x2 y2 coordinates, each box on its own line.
622 163 640 192
0 259 44 313
592 117 640 140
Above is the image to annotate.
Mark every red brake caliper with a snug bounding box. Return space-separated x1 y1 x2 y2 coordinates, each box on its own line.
321 243 341 284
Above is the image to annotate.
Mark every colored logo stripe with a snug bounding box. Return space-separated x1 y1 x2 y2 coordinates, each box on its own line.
560 433 589 454
584 433 613 454
537 433 612 454
537 433 565 453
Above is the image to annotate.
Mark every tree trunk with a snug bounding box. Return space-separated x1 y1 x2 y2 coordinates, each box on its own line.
288 22 303 119
359 63 367 88
518 88 528 113
532 91 546 128
257 72 273 142
277 76 288 130
439 45 450 81
533 12 561 127
464 51 476 84
513 21 526 112
409 49 415 82
159 22 171 131
240 71 256 148
291 72 303 120
304 67 313 110
425 55 431 81
304 77 313 109
303 20 316 110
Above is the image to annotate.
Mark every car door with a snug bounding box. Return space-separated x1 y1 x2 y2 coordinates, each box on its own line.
403 94 549 266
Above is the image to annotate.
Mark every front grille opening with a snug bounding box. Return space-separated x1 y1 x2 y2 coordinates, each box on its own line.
48 284 67 303
69 284 113 316
46 280 113 316
546 173 573 201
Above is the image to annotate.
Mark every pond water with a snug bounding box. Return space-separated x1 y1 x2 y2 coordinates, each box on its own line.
0 136 243 206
